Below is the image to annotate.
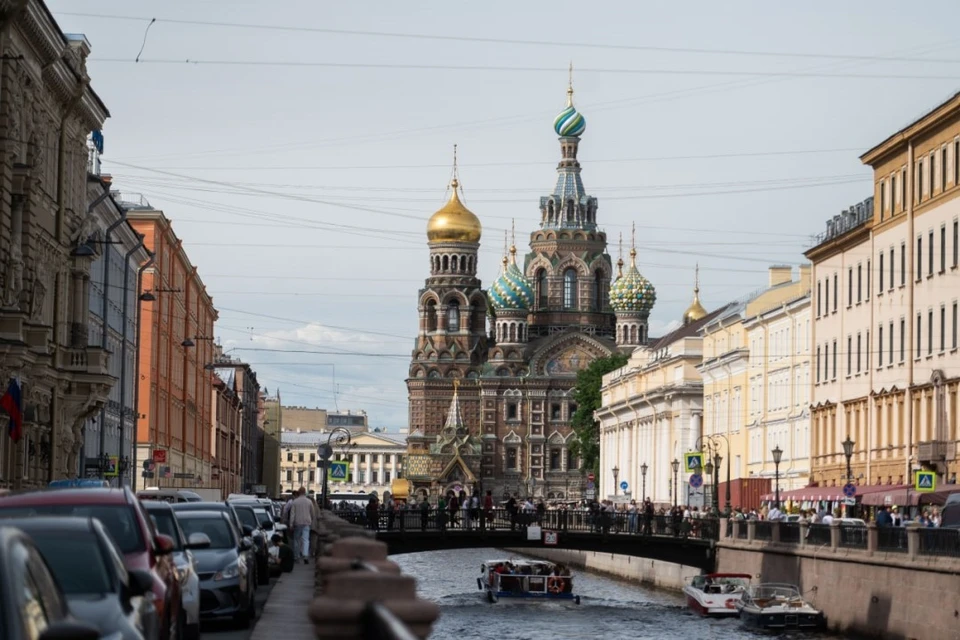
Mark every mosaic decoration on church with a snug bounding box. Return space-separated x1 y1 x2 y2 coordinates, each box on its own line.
404 455 432 479
544 347 593 375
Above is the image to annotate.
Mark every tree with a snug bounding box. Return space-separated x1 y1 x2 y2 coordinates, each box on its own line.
568 353 628 476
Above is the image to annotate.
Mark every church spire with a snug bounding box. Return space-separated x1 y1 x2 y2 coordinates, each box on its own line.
442 379 466 435
683 263 708 325
617 232 624 278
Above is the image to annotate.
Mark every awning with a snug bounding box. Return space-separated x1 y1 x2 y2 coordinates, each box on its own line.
860 484 960 507
760 484 904 503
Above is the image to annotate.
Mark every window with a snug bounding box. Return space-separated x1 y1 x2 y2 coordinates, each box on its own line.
309 453 315 463
816 346 821 383
846 336 852 375
594 270 604 311
447 300 460 332
298 452 304 462
371 470 378 484
506 447 517 470
918 159 924 201
901 242 906 286
833 273 838 311
848 268 853 306
954 220 959 268
563 269 577 309
917 236 923 280
506 402 518 420
941 306 947 352
880 180 886 216
286 470 292 482
385 470 391 483
550 403 561 421
930 152 935 195
928 310 934 355
942 147 948 190
832 339 837 379
816 281 822 316
889 248 895 289
856 334 862 373
955 142 959 185
902 168 907 209
857 264 862 303
929 230 935 276
568 402 577 417
372 454 379 463
917 312 922 358
942 225 948 273
891 173 898 213
286 452 293 462
900 318 905 362
866 260 871 299
550 449 561 470
889 321 894 364
536 269 548 309
878 327 884 367
879 252 885 292
359 454 366 463
824 279 829 315
953 302 958 350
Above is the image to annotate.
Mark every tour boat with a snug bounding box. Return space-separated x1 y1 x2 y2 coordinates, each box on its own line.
477 559 580 605
736 583 825 631
682 573 751 616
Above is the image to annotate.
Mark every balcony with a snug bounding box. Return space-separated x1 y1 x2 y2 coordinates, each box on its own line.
918 440 956 463
58 346 111 377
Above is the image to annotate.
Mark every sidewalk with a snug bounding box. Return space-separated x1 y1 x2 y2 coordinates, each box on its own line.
250 560 316 640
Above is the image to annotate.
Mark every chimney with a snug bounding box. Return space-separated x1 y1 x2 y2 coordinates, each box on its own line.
798 263 812 290
768 265 793 288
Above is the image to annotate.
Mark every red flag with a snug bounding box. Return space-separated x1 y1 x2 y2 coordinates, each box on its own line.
1 378 23 443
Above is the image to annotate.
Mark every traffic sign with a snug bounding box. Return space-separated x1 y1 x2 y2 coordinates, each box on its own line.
328 460 350 482
842 483 857 498
543 531 558 546
685 452 704 473
104 456 119 477
689 473 703 489
915 470 936 492
619 481 628 491
585 489 596 500
152 449 167 464
587 472 595 482
586 481 595 490
842 497 857 507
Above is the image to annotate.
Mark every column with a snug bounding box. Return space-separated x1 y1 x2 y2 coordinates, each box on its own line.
352 452 360 486
390 453 397 481
378 450 385 486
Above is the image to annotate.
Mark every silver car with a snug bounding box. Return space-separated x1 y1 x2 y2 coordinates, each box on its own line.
143 500 203 640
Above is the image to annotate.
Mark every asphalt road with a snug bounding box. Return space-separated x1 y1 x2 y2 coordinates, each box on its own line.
199 577 276 640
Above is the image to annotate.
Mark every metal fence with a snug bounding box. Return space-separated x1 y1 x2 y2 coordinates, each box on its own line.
838 525 868 549
918 528 960 558
806 524 832 547
753 521 774 541
779 522 801 544
877 526 908 553
332 508 719 541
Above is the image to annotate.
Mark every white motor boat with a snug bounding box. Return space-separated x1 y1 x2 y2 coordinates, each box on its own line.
682 573 751 616
477 559 580 605
736 583 826 631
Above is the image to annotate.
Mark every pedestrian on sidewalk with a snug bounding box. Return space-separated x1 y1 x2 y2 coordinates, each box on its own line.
289 487 314 564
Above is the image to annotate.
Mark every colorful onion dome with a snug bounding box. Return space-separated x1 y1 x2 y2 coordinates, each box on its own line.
610 248 656 314
554 104 586 137
489 247 534 311
427 178 482 243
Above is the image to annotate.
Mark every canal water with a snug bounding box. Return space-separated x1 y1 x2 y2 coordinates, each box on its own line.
392 548 846 640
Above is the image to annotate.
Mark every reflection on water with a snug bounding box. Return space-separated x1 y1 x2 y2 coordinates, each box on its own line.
392 548 846 640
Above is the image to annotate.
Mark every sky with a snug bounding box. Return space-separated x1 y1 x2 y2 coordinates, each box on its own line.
48 0 960 431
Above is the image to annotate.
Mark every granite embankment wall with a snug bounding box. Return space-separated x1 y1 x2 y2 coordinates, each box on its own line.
717 523 960 640
503 547 700 592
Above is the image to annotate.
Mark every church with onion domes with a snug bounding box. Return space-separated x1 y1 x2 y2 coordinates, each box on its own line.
404 76 673 502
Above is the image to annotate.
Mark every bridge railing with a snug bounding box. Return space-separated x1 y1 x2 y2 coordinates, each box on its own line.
726 518 960 560
332 507 720 541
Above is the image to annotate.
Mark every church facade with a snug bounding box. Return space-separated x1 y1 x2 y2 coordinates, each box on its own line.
404 82 658 502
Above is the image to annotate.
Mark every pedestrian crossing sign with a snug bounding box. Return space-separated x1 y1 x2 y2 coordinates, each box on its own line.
915 470 936 493
685 452 704 473
328 460 350 483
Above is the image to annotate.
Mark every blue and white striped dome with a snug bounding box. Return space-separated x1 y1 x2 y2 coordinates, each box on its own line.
553 105 586 137
489 254 534 311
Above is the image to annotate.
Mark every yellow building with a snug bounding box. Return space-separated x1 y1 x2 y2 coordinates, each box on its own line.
807 92 960 491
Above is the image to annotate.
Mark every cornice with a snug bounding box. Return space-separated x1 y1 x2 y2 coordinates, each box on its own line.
20 0 63 67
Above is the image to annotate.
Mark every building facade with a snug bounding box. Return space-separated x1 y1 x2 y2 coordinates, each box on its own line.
130 205 217 491
742 268 812 492
206 355 261 492
405 81 654 501
807 92 960 489
281 406 368 433
597 294 724 507
262 391 282 496
0 2 113 487
211 367 242 498
82 172 150 485
279 430 406 497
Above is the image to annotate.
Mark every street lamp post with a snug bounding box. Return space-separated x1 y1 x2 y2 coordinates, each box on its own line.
671 459 680 508
772 445 783 508
704 458 714 510
695 434 732 515
640 462 648 501
612 466 619 497
713 452 722 513
841 436 855 517
318 427 352 510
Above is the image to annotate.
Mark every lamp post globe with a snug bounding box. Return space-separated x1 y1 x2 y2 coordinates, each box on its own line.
640 462 648 501
772 445 783 508
670 459 680 508
612 466 619 497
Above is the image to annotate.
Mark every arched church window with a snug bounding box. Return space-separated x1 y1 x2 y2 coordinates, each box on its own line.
451 255 458 272
442 255 449 272
425 300 438 332
594 270 604 311
447 300 460 332
537 269 548 309
563 269 578 309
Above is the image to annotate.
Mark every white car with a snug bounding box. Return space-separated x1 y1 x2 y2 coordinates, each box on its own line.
143 501 203 640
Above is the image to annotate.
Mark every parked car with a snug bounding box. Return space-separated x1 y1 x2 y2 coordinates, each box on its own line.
5 516 160 640
228 503 271 585
171 502 257 588
0 487 184 640
138 489 204 504
0 525 103 640
174 510 256 628
142 500 206 640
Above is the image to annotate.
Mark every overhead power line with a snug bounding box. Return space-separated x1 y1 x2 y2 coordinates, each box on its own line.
57 12 960 64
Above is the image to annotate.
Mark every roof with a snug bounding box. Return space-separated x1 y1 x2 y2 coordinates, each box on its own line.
280 430 406 447
0 516 96 533
646 303 732 352
172 509 229 519
0 488 132 506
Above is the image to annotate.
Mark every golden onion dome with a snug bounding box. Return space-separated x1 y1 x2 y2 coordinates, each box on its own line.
426 179 482 244
683 265 708 325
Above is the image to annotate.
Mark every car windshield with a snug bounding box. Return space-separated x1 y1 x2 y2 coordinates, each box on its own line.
0 504 144 554
253 510 271 527
31 532 113 595
233 507 258 529
178 516 235 550
148 510 182 550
